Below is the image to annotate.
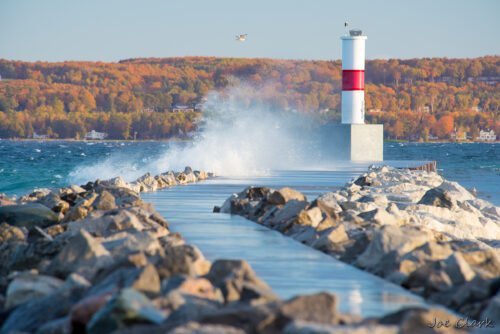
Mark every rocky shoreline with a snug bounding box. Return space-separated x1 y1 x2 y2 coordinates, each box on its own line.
0 167 490 333
218 165 500 326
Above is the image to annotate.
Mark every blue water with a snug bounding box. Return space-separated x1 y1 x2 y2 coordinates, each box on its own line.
1 140 498 205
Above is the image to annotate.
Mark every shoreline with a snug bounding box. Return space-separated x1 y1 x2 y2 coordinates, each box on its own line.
217 165 500 324
0 168 476 333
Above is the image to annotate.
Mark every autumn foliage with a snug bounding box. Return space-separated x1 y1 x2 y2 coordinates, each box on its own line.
0 56 498 140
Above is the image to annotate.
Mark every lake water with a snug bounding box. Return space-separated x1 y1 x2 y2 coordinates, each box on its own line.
1 140 498 205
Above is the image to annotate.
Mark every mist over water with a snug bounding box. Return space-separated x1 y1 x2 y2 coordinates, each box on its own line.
69 84 333 183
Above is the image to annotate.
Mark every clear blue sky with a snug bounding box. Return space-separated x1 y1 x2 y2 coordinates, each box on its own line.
1 0 499 62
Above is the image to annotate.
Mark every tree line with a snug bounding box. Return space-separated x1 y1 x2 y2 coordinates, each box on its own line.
0 56 498 140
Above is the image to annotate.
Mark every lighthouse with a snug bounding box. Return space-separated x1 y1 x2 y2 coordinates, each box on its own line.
326 27 383 161
341 29 366 124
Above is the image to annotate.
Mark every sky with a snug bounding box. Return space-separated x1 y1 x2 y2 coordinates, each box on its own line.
0 0 499 62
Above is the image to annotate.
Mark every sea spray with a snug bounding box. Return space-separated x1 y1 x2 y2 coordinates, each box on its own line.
68 82 335 183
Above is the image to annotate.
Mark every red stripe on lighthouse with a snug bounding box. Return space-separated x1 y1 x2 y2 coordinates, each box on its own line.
342 70 364 91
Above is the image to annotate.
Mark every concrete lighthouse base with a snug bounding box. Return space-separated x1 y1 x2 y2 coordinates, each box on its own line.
328 124 383 161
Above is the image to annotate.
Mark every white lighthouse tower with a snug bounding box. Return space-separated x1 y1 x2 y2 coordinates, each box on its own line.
341 29 366 124
327 27 383 161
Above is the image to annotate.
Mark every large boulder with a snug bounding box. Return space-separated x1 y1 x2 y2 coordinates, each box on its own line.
86 288 166 334
263 292 340 332
5 273 64 308
355 226 432 270
0 203 59 229
206 259 278 304
418 187 455 209
47 229 114 280
0 278 88 333
267 187 307 205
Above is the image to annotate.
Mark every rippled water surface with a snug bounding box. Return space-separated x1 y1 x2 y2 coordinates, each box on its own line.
1 140 498 205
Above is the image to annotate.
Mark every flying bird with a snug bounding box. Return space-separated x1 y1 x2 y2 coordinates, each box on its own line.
236 34 248 41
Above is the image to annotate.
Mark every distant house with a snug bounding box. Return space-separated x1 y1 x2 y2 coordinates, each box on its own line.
84 130 108 140
477 130 497 141
172 105 194 113
32 132 48 139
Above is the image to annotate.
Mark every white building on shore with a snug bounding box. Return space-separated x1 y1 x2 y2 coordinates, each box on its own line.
476 129 497 141
84 130 108 140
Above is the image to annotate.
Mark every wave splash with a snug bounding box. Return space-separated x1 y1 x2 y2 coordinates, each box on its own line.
69 83 332 184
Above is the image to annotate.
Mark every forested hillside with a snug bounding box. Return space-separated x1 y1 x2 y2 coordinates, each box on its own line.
0 56 498 140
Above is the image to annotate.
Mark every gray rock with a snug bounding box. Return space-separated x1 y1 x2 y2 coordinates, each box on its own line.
267 187 307 205
48 229 114 280
311 225 348 252
264 292 339 332
92 190 117 211
417 187 455 209
88 263 161 296
0 203 59 229
0 281 87 333
207 259 278 303
357 208 403 226
442 252 476 285
481 290 500 327
355 226 431 270
170 322 245 334
5 273 64 308
35 316 69 334
86 288 166 334
283 321 398 334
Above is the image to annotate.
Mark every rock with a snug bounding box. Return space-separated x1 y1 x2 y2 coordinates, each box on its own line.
62 206 88 223
0 222 25 242
355 226 431 270
264 292 339 332
135 173 159 192
0 203 59 228
92 190 117 211
354 176 371 186
102 230 164 258
165 245 211 276
86 288 166 334
5 273 64 308
418 187 455 209
268 187 307 205
207 259 278 303
170 322 245 334
358 208 404 226
70 292 113 333
38 193 70 214
461 248 500 280
438 180 475 202
378 307 465 334
311 225 348 252
442 253 476 285
35 316 70 334
0 193 16 206
176 172 188 184
88 264 161 296
481 290 500 327
194 171 209 180
157 172 178 187
156 253 197 279
262 200 309 229
48 229 114 280
0 280 87 333
196 303 278 333
403 264 453 296
283 322 398 334
8 237 65 272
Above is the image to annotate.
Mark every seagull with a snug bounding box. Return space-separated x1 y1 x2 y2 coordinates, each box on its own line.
236 34 248 41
